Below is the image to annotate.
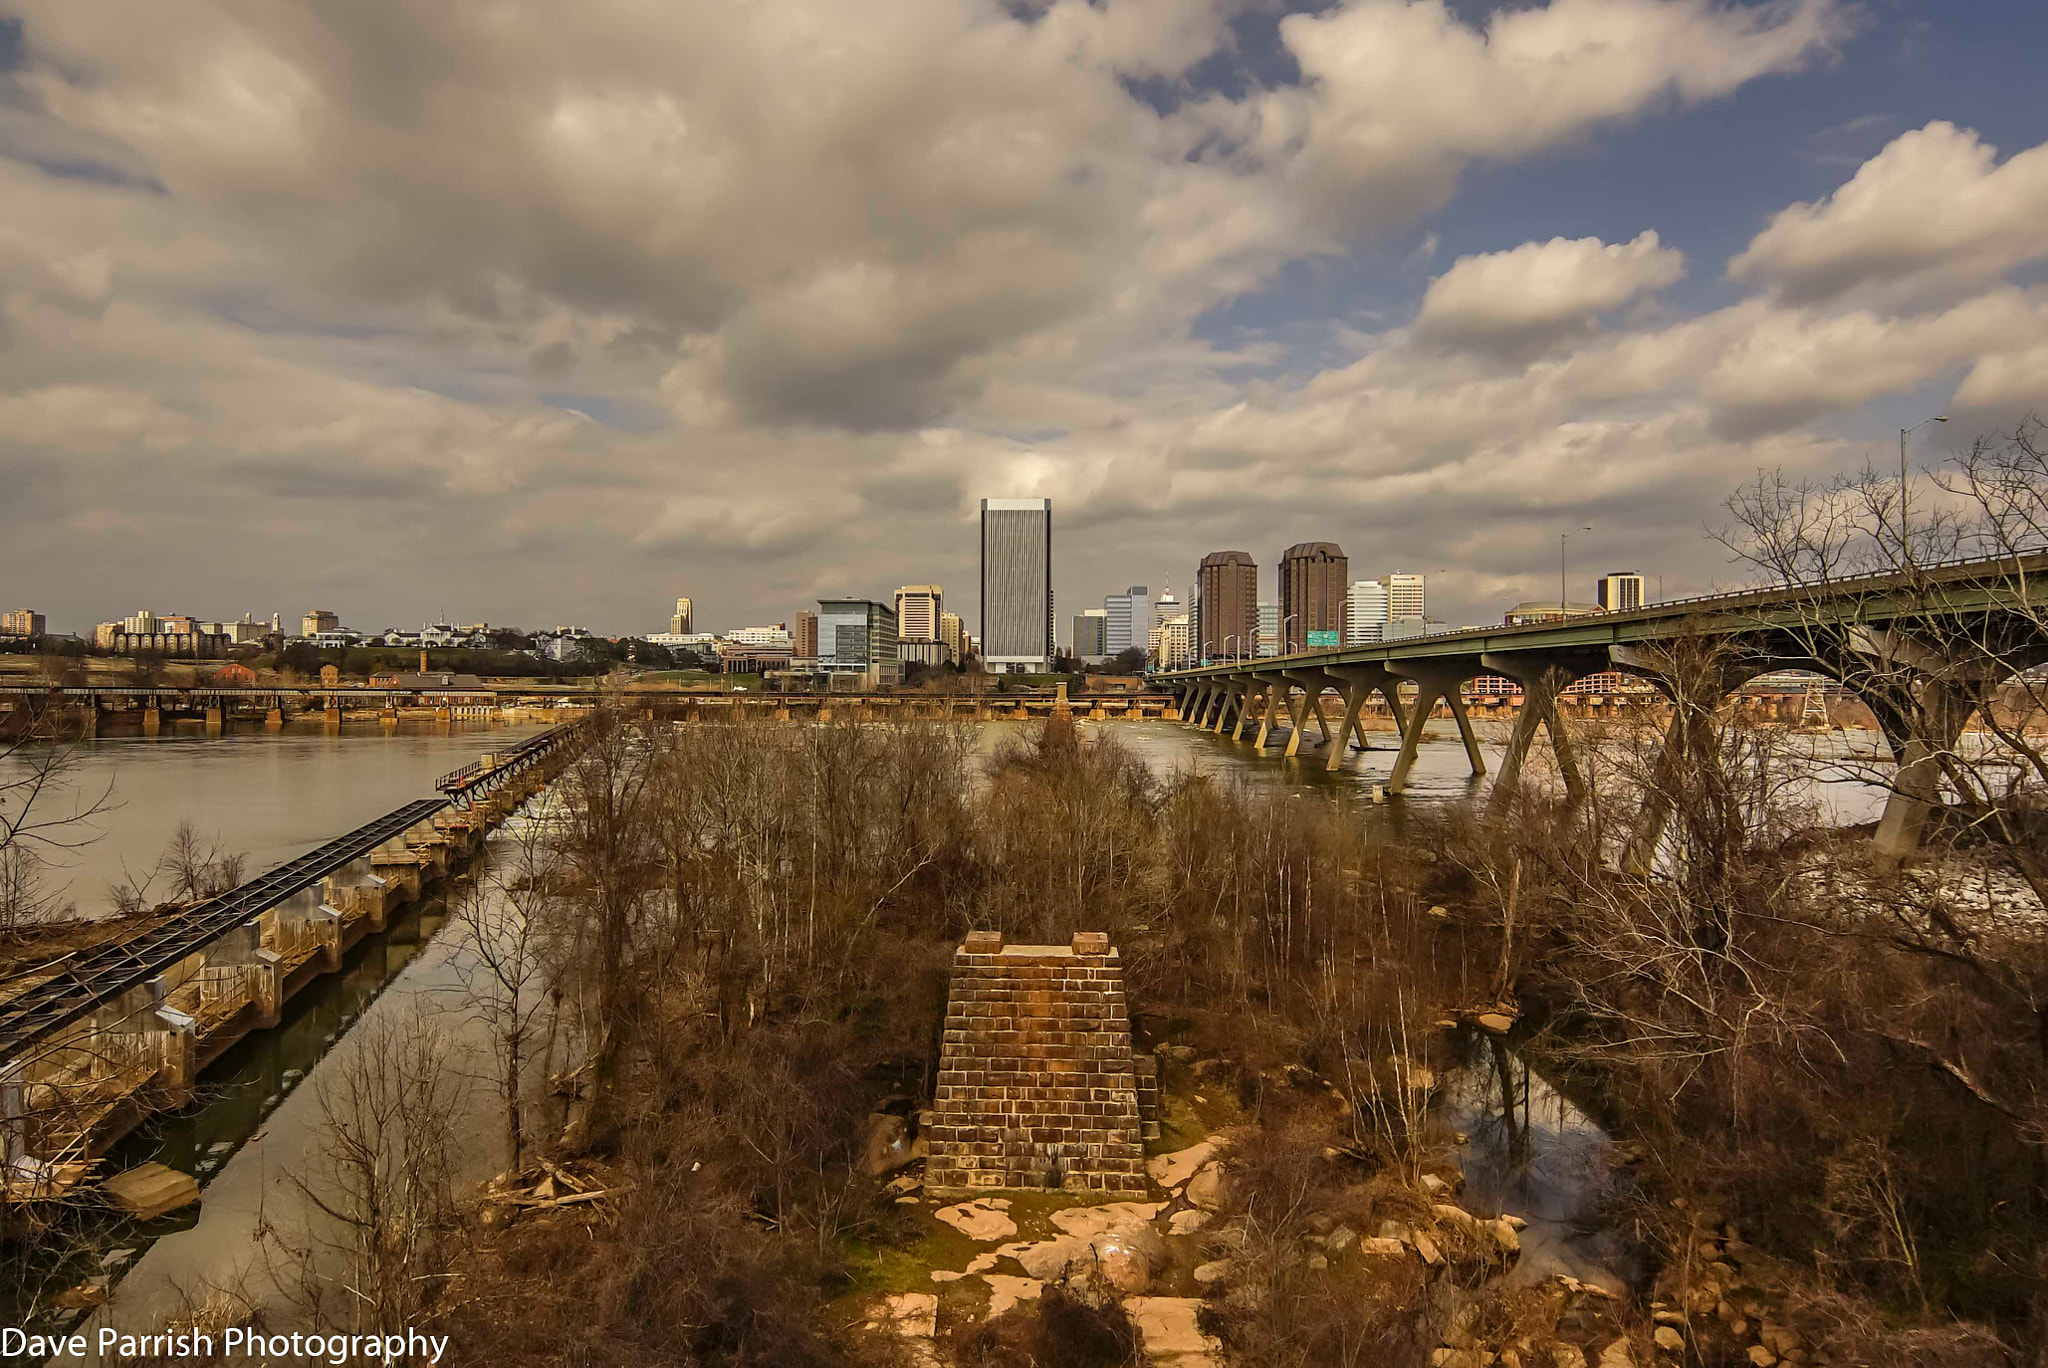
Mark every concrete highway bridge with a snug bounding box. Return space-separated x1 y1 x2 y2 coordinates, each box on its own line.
0 724 583 1200
1157 551 2048 861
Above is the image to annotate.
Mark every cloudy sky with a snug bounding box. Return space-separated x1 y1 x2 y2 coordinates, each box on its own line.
2 0 2044 639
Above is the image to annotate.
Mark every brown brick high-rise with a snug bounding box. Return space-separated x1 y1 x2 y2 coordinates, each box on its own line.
925 931 1148 1193
1278 540 1348 653
1197 550 1259 664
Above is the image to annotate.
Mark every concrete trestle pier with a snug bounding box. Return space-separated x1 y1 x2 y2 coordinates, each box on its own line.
0 724 584 1200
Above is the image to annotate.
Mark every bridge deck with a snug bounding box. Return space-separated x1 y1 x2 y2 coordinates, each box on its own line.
437 721 578 797
1159 550 2048 680
0 797 448 1060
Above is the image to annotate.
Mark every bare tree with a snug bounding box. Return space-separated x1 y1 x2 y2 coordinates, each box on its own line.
448 808 567 1172
0 697 114 933
283 1011 468 1343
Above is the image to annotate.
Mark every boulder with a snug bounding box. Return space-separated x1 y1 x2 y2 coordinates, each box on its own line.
1051 1202 1164 1241
935 1198 1017 1242
1325 1224 1358 1254
982 1275 1043 1318
1746 1350 1776 1368
1185 1163 1226 1211
876 1293 937 1340
860 1113 914 1177
1148 1138 1223 1190
1596 1342 1635 1368
1358 1237 1408 1257
1193 1259 1231 1286
1653 1327 1684 1351
1126 1297 1222 1361
1475 1013 1517 1035
1759 1324 1801 1356
1169 1209 1213 1236
1412 1230 1444 1266
1000 1235 1092 1281
1091 1224 1168 1295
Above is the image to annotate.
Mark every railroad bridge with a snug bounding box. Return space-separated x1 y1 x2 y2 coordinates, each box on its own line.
0 686 1185 738
0 724 582 1198
1157 552 2048 861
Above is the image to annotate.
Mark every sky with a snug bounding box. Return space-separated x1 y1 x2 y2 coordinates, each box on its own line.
1 0 2045 639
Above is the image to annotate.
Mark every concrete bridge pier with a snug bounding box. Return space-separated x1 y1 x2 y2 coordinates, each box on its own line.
1251 678 1286 748
1233 678 1269 742
1482 651 1603 810
1324 665 1406 771
1280 669 1337 758
142 703 161 737
1384 663 1485 794
321 855 390 932
1198 681 1230 733
265 706 285 728
215 918 284 1027
370 837 424 904
1 1059 25 1170
205 706 224 736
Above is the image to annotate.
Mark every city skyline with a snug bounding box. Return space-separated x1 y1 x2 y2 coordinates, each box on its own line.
4 4 2042 637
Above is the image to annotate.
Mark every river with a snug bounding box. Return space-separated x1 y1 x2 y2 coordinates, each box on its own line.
0 715 1895 1347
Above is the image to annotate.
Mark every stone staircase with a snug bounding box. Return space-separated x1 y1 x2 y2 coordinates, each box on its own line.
925 931 1149 1193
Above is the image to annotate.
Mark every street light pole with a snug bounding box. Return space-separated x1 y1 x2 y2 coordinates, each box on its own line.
1899 415 1948 566
1561 526 1591 621
1282 614 1298 656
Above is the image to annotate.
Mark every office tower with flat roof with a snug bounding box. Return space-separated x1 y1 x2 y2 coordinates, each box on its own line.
0 609 45 638
938 610 964 659
1596 571 1646 612
1386 572 1425 623
1277 542 1348 652
1196 550 1258 663
816 598 901 686
895 585 942 641
1347 579 1389 644
670 597 693 634
980 497 1052 672
301 609 339 637
1072 608 1108 661
794 610 819 663
1104 585 1150 657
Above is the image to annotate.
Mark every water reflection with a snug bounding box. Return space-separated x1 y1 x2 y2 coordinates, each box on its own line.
1433 1029 1638 1293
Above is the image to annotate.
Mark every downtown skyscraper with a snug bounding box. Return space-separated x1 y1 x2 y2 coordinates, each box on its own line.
980 498 1052 672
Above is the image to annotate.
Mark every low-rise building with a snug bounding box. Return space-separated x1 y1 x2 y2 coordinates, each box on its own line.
1 609 46 638
1503 601 1604 626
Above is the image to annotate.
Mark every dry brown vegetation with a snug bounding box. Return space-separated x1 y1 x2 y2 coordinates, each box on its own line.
177 686 2027 1366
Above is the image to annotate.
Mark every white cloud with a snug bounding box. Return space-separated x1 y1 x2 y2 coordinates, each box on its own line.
4 0 2040 636
1417 231 1685 351
1731 121 2048 303
1244 0 1850 232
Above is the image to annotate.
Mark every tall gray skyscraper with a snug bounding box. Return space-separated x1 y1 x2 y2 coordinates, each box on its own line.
1105 586 1150 656
980 498 1052 672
